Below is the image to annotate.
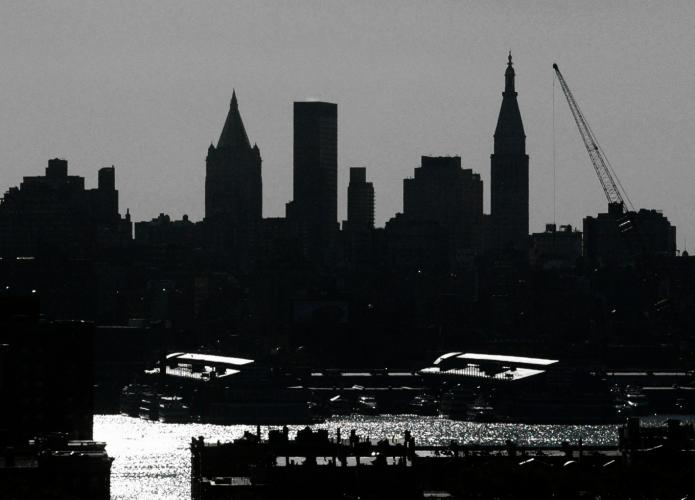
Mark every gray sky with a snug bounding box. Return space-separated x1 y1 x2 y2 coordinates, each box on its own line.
1 1 694 249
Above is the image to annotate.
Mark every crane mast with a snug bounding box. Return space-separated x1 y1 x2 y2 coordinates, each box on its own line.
552 63 628 211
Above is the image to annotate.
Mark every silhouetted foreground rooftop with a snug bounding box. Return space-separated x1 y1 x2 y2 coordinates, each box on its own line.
191 419 695 499
0 435 112 500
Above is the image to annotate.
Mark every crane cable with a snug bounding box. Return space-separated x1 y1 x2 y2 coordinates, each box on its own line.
553 72 557 227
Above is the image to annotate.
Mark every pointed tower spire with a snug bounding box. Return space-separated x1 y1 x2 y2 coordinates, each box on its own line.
505 51 515 94
217 90 251 150
494 51 525 153
490 51 529 251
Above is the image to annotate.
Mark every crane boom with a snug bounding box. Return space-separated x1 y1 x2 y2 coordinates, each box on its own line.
552 63 627 211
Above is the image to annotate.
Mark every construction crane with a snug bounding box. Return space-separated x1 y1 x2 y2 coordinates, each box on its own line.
552 63 642 256
553 63 670 325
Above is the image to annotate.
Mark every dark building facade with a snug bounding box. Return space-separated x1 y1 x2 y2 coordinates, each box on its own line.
345 167 374 230
384 213 448 272
0 297 113 500
403 156 484 258
529 223 582 269
491 53 529 252
289 101 338 263
0 297 94 442
342 167 376 269
205 92 262 266
134 213 196 246
583 203 677 265
0 159 131 257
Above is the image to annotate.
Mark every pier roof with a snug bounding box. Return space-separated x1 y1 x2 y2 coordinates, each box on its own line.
421 365 545 381
457 353 558 366
432 352 557 367
423 352 558 381
166 352 254 366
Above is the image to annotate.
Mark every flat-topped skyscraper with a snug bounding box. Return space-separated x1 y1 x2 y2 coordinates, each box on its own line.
490 52 529 252
290 101 338 262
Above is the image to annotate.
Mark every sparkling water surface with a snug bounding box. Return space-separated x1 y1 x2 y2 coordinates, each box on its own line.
95 414 622 500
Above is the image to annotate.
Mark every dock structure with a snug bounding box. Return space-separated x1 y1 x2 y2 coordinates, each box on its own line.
0 435 113 500
191 419 695 499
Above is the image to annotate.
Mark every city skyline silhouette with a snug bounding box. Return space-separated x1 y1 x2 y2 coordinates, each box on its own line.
1 1 693 248
2 4 695 498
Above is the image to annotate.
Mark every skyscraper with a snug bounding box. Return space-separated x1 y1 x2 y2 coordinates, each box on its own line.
205 91 262 226
403 156 483 255
290 101 338 262
491 52 529 251
205 92 262 263
342 167 375 268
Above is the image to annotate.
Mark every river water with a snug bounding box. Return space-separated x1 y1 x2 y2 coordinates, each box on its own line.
94 414 627 499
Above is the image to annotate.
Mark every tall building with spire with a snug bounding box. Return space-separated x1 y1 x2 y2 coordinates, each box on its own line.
490 52 529 252
205 92 262 263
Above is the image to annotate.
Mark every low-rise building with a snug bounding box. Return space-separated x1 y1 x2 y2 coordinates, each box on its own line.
529 224 582 268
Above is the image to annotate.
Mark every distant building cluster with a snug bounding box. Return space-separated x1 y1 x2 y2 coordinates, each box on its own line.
0 54 686 366
0 158 131 257
0 55 676 272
